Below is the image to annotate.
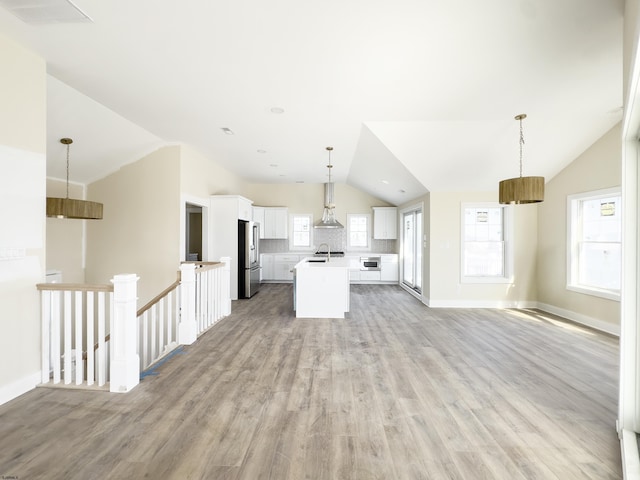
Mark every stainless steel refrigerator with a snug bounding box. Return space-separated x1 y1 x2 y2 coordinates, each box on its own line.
238 220 261 298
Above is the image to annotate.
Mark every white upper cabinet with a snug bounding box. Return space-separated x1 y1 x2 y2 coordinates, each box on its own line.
237 196 253 221
252 206 265 238
373 207 397 240
263 207 288 239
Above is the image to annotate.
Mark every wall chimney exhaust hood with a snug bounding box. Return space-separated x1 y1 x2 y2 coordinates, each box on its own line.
314 147 344 229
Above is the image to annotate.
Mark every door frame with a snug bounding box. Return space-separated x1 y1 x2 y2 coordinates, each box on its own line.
180 194 209 262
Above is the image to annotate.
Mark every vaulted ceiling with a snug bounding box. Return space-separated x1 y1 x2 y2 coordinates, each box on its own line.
0 0 623 205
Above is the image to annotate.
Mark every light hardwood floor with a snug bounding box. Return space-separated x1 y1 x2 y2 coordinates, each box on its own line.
0 284 621 479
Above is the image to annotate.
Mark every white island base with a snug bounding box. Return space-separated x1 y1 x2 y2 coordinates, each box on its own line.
294 257 350 318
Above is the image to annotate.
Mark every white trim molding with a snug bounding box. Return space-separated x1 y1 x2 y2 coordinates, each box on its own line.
0 371 41 406
536 302 620 336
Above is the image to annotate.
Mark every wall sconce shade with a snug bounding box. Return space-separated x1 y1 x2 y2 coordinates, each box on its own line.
46 137 103 220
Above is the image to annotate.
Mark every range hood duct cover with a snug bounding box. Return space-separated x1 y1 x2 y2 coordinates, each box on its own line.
314 182 343 229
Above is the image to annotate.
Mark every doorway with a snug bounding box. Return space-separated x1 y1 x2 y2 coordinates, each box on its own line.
401 207 422 293
185 203 203 261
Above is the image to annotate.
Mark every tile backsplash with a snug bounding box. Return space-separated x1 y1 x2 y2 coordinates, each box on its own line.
260 230 396 254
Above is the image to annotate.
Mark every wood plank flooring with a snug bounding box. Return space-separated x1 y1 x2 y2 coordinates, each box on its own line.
0 284 621 479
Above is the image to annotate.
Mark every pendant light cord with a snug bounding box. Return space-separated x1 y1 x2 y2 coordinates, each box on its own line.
519 117 525 178
65 142 70 199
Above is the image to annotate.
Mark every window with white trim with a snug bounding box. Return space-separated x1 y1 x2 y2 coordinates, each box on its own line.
289 214 313 250
347 213 370 250
461 203 512 283
567 188 621 300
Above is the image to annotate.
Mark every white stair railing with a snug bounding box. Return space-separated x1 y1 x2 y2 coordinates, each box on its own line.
37 283 114 388
37 257 232 392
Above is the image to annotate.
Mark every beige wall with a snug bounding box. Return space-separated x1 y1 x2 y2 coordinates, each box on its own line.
45 178 85 283
0 33 46 400
180 144 249 198
537 122 622 328
427 191 538 306
246 183 392 224
86 146 181 307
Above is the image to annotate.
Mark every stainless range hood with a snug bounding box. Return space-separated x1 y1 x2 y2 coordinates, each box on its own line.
315 182 343 229
314 147 344 229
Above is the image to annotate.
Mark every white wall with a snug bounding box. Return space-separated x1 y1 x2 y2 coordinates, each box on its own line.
0 33 47 404
45 178 85 283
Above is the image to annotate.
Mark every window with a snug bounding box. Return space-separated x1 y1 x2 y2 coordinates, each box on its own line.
289 214 313 250
347 214 370 250
567 188 621 300
461 203 512 283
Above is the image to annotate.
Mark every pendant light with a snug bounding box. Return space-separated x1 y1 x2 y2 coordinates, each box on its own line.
498 114 544 204
314 146 344 229
46 138 103 219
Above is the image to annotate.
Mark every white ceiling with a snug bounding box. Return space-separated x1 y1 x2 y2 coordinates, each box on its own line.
0 0 623 205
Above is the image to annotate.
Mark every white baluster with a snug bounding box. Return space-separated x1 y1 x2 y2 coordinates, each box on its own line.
74 291 83 385
178 263 197 344
64 291 72 385
142 310 149 369
41 290 51 384
97 291 106 386
151 303 157 364
110 274 140 393
221 256 232 316
86 292 94 386
52 290 61 384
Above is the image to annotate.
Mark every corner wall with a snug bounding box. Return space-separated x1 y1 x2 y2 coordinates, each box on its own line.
428 191 538 307
86 146 181 307
537 122 622 333
0 33 47 404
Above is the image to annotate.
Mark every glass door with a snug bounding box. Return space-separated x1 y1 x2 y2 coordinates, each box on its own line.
402 208 422 292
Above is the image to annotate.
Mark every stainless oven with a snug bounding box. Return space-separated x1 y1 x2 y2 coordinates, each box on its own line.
360 256 381 271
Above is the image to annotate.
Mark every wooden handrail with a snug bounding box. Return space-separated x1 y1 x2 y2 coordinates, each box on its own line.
36 283 113 292
136 280 180 317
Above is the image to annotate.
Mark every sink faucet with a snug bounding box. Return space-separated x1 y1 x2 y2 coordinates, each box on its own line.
317 243 331 261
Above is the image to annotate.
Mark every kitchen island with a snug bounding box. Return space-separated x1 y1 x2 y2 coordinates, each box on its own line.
294 256 350 318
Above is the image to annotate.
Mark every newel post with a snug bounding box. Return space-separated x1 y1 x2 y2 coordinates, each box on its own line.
221 256 232 316
110 274 140 393
178 263 197 344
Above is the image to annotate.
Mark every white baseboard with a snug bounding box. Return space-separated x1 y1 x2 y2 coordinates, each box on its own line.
0 371 40 406
536 302 620 336
621 429 640 480
427 299 538 309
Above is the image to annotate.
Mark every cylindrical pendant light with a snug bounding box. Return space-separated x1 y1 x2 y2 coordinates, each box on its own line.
499 114 544 204
46 138 103 219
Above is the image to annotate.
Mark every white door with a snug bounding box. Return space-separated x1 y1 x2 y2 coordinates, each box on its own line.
402 208 422 292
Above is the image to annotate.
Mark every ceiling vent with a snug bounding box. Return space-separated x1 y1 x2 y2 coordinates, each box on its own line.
0 0 92 24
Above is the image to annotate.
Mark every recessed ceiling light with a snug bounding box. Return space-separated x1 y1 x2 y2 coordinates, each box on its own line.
296 180 305 183
381 180 389 185
270 107 285 114
221 127 234 135
399 189 406 193
269 164 278 167
257 149 267 154
279 174 286 177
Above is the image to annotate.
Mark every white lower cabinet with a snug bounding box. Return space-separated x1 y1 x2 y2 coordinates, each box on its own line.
380 254 399 282
273 254 299 281
261 254 274 281
360 270 381 281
